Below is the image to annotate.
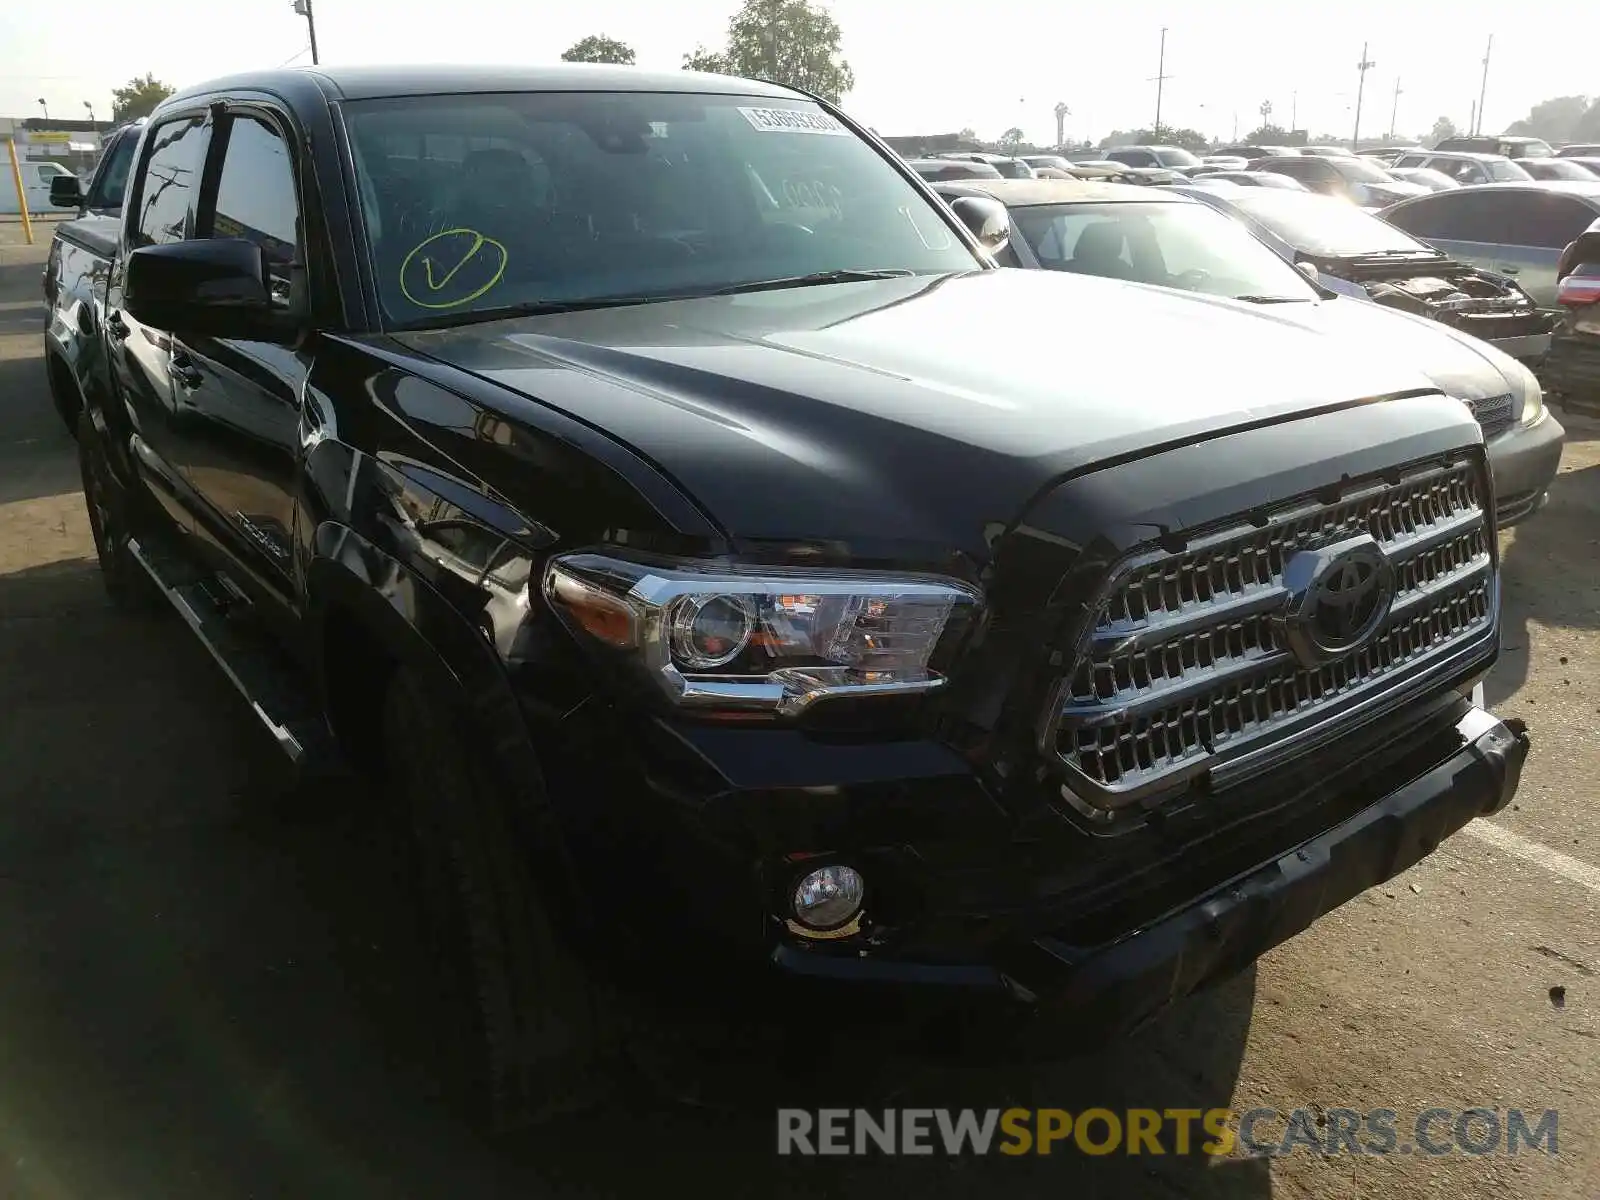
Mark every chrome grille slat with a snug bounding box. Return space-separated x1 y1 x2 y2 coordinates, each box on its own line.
1048 455 1496 805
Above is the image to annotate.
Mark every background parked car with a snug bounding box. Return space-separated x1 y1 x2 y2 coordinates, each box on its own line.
1360 145 1425 165
1200 154 1250 170
1101 144 1204 173
1519 159 1599 181
1561 156 1600 177
1021 155 1075 173
931 176 1562 525
1393 150 1533 185
1434 134 1554 159
1245 154 1427 208
1387 166 1460 192
1547 217 1600 406
1192 170 1308 190
0 158 75 215
1179 186 1552 362
1382 182 1600 309
935 152 1035 178
1556 143 1600 159
1296 145 1356 158
1213 144 1298 159
910 157 1004 181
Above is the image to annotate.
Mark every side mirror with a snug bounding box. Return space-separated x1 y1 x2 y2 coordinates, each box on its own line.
946 195 1011 254
124 238 291 340
49 174 83 209
1296 260 1321 284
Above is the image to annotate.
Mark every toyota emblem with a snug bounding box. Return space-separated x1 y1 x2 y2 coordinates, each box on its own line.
1277 535 1395 668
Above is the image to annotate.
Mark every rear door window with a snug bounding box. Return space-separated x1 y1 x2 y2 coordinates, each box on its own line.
1385 192 1504 242
1505 193 1598 249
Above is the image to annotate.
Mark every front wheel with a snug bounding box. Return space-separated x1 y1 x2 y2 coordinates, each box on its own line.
77 414 161 613
382 667 620 1129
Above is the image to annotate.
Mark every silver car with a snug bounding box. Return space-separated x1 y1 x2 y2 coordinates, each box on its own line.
1391 151 1531 185
1382 182 1600 309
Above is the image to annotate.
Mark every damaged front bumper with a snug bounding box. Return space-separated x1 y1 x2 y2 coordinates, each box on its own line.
773 700 1529 1042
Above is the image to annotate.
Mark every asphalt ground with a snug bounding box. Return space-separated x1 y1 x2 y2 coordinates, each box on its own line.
1 225 1595 1198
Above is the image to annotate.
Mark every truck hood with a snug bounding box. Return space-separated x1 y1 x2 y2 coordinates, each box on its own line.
396 269 1437 558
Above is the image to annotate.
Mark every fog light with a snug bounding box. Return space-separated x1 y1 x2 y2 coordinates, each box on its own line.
791 864 865 930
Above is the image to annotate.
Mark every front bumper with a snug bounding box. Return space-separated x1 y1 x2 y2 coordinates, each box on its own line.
772 702 1528 1040
1485 409 1566 527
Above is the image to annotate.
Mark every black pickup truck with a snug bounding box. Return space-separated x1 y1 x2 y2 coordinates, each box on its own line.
43 65 1528 1126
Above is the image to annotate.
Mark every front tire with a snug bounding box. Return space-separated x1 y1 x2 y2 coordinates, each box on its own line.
77 414 160 613
381 667 618 1129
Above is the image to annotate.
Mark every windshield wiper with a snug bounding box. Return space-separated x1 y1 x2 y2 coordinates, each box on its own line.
392 295 680 332
1233 294 1310 304
709 268 918 296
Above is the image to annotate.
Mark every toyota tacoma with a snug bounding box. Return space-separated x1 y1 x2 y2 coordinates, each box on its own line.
45 65 1529 1126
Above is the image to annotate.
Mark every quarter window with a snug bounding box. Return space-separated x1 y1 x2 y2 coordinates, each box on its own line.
132 115 208 247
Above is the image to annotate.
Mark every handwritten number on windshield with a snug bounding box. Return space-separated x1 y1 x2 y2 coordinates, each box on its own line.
399 228 508 309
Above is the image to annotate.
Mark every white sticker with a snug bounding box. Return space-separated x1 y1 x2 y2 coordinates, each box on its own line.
737 106 849 135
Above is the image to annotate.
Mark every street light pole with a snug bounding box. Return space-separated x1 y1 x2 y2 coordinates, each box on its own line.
83 101 96 124
1352 42 1375 148
1474 35 1493 135
36 99 48 121
1389 78 1402 140
1151 27 1171 136
292 0 320 64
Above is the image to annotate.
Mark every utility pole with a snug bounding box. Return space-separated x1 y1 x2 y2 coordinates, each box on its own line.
1352 42 1375 148
1291 91 1298 131
1150 27 1171 136
1389 78 1402 140
1474 35 1493 134
291 0 320 64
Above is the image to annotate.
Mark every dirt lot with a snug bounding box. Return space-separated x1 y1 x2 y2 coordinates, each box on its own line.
1 227 1596 1198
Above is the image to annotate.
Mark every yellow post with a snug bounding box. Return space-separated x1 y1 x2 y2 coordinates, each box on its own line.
6 136 35 246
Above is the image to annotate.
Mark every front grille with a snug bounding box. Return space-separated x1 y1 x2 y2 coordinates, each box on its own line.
1046 454 1496 807
1468 393 1515 440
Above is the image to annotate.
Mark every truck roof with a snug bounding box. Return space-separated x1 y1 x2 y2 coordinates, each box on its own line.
163 63 804 107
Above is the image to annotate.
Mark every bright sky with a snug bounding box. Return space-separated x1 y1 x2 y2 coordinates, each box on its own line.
1 0 1591 144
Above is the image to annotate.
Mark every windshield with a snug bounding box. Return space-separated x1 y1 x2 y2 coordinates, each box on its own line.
1487 158 1533 181
1009 200 1318 303
1527 159 1596 180
1227 190 1436 257
1330 157 1399 184
344 92 978 327
1155 148 1202 168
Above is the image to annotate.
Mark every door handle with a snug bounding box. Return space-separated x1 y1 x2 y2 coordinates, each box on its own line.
171 353 203 390
105 310 129 340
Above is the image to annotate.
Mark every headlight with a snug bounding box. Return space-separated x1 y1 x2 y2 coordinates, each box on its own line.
1512 360 1546 427
542 553 980 716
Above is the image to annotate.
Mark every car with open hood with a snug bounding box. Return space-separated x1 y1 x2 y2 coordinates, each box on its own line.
1180 185 1552 363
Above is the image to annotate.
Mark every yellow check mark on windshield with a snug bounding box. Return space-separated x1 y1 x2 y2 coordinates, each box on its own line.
421 232 486 291
399 228 508 310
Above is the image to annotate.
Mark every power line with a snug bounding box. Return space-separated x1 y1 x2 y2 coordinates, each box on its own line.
277 44 313 68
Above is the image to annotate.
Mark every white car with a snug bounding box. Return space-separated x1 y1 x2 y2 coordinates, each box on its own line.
0 158 76 215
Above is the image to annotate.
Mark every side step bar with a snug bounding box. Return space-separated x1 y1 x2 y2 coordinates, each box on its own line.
126 537 343 774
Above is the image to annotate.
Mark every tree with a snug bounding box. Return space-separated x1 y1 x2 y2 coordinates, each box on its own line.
560 34 637 64
682 0 854 104
1099 126 1209 154
1241 123 1288 144
111 74 176 121
998 127 1024 149
957 127 978 142
1428 116 1460 146
1504 95 1590 142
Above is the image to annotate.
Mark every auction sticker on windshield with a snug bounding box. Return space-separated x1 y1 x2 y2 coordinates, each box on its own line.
738 107 848 135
